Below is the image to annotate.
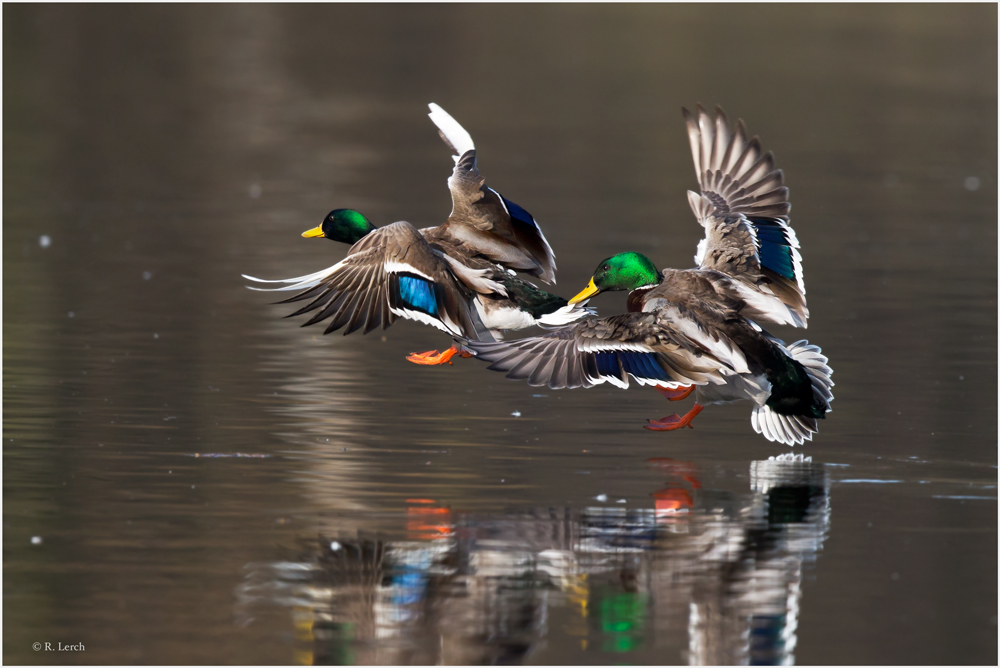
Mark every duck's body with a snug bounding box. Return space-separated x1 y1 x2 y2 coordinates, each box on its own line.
466 106 833 445
244 104 590 363
415 212 588 335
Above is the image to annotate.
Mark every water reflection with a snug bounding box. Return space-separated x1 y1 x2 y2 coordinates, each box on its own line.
236 455 829 664
254 326 380 515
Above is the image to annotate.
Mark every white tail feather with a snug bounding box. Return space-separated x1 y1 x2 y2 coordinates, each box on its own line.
750 339 833 445
787 340 835 402
752 404 816 446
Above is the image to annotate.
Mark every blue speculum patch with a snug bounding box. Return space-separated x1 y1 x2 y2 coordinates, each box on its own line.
594 351 673 383
595 352 619 377
502 196 540 232
751 219 797 280
398 275 438 316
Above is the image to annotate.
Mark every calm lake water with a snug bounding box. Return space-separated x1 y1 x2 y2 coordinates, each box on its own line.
3 4 997 665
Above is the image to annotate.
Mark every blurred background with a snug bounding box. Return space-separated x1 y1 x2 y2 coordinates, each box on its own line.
3 4 996 665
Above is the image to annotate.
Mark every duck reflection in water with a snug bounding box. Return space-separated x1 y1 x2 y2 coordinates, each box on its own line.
236 455 829 665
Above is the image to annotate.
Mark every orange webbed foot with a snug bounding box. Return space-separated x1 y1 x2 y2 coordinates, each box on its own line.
645 404 704 431
656 385 694 401
406 345 470 366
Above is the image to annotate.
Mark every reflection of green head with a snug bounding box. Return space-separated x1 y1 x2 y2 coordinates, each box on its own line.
302 209 377 245
598 591 648 653
569 252 661 303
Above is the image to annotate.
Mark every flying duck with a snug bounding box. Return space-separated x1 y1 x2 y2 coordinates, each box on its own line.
244 103 591 365
466 106 833 445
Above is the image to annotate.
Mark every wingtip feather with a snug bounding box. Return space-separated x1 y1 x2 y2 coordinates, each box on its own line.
428 102 475 156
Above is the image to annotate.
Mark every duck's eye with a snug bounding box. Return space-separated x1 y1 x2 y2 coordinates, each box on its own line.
602 265 610 272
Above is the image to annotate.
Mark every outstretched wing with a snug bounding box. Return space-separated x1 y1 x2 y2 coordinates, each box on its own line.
684 105 808 328
427 103 557 284
244 222 492 340
466 309 748 391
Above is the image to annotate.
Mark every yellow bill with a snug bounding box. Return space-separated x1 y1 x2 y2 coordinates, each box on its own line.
301 225 326 238
568 277 599 304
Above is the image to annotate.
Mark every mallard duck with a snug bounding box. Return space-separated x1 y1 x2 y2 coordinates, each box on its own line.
466 106 833 445
243 103 591 364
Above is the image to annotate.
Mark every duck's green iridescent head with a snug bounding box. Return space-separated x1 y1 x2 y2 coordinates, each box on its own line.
568 252 661 303
302 209 376 245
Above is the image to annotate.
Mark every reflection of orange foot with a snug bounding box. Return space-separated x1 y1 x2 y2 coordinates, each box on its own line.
647 458 702 489
406 345 471 365
653 487 694 512
656 385 694 401
645 404 704 431
406 498 453 540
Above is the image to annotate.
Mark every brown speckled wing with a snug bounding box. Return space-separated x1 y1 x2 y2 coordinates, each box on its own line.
682 105 808 328
437 149 557 284
255 222 490 340
467 311 736 391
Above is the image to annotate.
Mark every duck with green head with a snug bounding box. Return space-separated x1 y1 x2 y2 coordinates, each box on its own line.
466 106 833 446
301 208 376 244
244 104 592 363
